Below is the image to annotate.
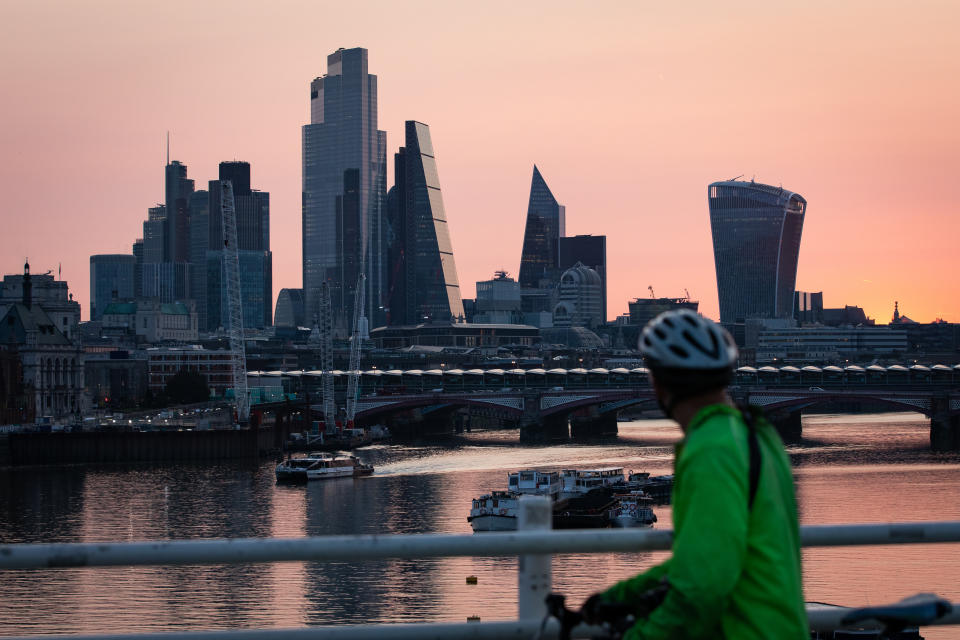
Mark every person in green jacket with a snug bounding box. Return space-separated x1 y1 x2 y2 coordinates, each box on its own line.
582 310 808 639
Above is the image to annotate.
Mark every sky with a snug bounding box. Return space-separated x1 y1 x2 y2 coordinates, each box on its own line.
1 0 958 324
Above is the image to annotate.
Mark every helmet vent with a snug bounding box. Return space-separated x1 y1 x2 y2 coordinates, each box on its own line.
669 345 689 358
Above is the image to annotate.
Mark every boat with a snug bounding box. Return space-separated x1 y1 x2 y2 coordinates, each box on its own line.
616 472 673 504
560 467 626 499
275 452 374 483
468 490 520 531
609 491 657 528
469 470 561 532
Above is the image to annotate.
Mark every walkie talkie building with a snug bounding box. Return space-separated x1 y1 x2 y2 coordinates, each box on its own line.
708 180 806 326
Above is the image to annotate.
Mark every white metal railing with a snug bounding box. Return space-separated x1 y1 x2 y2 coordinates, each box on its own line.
2 496 960 639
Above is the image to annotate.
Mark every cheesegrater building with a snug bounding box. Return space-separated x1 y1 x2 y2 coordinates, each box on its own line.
385 121 464 325
708 179 806 327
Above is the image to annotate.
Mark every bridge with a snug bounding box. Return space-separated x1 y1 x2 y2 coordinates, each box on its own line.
248 364 960 449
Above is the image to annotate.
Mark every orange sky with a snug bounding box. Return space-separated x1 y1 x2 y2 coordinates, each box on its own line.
1 0 958 324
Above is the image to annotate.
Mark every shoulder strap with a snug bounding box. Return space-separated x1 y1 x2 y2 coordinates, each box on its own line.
739 404 761 510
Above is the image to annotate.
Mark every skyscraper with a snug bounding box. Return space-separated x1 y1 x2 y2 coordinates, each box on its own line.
302 47 387 330
559 234 607 323
708 179 806 325
518 165 565 289
385 121 464 325
89 254 136 320
164 160 194 263
205 162 272 330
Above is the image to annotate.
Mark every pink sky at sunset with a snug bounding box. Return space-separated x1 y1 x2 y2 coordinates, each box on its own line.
1 0 958 324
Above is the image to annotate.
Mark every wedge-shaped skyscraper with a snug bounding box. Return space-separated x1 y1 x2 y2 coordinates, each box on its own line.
386 121 464 325
518 166 565 289
708 179 806 325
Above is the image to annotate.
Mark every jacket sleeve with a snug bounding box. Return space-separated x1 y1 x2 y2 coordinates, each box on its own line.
602 558 671 609
630 430 750 639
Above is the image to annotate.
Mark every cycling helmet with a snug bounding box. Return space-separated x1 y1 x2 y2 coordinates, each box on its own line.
639 309 738 370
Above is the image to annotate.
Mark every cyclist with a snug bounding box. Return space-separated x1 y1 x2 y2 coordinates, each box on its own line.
582 309 807 638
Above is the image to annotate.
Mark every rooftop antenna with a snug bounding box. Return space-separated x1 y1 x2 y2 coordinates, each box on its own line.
729 174 743 182
166 131 170 165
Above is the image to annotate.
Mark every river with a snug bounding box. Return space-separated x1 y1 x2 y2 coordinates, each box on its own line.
2 412 959 638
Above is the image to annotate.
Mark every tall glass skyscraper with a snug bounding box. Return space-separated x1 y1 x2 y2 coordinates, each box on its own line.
518 166 565 289
89 254 136 320
385 121 464 325
302 47 387 330
708 179 806 325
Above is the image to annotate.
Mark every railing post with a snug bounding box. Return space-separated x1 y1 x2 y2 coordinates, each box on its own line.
518 495 553 620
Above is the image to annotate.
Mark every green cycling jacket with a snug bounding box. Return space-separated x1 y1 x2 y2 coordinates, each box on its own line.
603 404 808 639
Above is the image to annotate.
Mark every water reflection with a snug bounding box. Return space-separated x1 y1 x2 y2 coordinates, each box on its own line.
0 413 958 638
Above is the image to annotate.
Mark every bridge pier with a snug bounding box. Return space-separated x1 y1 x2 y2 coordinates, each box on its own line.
570 411 618 439
769 410 803 444
520 415 569 443
931 396 960 451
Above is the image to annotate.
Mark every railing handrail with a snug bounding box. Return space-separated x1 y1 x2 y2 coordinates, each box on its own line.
3 521 960 571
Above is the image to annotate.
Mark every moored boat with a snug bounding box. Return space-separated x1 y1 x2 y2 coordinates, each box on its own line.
468 490 519 531
609 491 657 528
275 452 373 483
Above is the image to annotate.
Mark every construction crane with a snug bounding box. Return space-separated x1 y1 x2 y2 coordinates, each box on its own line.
317 281 335 432
345 273 366 428
220 180 249 423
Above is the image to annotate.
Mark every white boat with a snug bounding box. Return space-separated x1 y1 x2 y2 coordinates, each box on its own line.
275 452 374 483
469 470 561 532
560 467 626 499
610 491 657 528
468 490 519 531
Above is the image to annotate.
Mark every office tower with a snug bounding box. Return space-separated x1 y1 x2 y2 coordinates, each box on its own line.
188 190 210 330
708 179 806 325
794 290 824 324
559 234 607 323
132 239 143 298
274 288 305 328
164 160 194 263
142 205 166 264
89 255 136 321
385 121 464 325
205 162 272 330
302 47 387 330
518 165 565 289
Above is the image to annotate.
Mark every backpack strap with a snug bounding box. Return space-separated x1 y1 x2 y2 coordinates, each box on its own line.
738 404 761 510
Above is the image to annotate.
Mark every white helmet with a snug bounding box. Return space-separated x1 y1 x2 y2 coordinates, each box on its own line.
639 309 738 370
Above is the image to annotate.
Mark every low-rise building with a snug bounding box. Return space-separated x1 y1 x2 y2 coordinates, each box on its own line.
755 326 908 364
370 322 539 350
102 300 198 343
146 346 233 395
0 264 85 418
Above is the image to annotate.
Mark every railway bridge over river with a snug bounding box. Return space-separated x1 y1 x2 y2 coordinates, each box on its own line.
250 364 960 449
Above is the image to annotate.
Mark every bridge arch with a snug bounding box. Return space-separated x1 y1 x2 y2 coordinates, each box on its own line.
750 393 935 417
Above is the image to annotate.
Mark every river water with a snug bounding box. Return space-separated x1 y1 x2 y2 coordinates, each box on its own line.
2 412 960 638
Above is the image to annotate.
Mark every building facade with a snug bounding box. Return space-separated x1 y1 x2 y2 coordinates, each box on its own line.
755 326 907 364
518 165 565 289
370 322 538 349
90 254 136 321
558 235 606 322
628 296 700 327
101 300 199 343
205 162 272 331
302 47 387 330
473 271 523 324
146 346 233 395
0 263 84 418
552 262 603 329
386 121 464 325
708 179 806 326
274 288 305 328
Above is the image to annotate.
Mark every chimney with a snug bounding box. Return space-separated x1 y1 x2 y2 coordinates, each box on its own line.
22 260 31 310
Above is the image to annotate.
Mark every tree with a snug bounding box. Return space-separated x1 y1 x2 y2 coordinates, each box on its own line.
164 370 210 405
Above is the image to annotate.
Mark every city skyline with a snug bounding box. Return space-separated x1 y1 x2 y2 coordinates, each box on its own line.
2 2 959 324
